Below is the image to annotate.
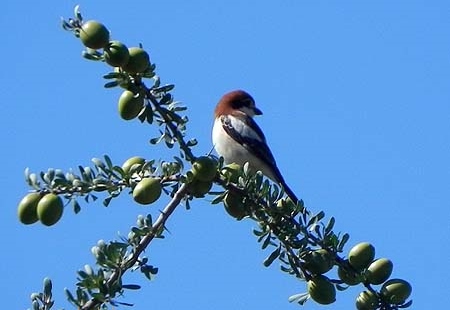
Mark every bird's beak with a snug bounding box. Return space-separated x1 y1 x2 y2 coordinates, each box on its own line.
253 107 263 115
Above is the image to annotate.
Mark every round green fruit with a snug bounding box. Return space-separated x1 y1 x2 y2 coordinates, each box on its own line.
133 178 162 205
223 191 248 220
118 90 144 120
17 192 41 224
338 262 363 285
79 20 109 49
122 156 145 174
192 156 218 182
349 242 375 271
221 163 241 183
356 290 379 310
307 275 336 305
122 47 150 74
381 279 412 305
104 41 130 67
365 258 393 285
188 179 213 197
37 194 63 226
303 249 334 275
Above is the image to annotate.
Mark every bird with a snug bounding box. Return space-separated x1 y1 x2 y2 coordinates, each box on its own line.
212 89 299 204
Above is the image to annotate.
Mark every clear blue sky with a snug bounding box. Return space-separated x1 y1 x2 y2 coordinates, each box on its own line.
2 1 449 309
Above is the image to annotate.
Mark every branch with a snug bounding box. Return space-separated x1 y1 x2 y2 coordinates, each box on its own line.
80 183 188 310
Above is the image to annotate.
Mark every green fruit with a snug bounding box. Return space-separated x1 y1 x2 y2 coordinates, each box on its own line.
133 178 162 205
365 258 393 285
79 20 109 49
349 242 375 271
381 279 412 305
192 156 218 182
338 262 363 285
221 163 241 183
37 194 63 226
303 249 334 275
122 156 145 174
276 197 300 214
223 191 248 220
118 90 144 120
307 275 336 305
104 41 130 67
188 179 213 197
122 47 150 74
356 290 379 310
17 192 41 224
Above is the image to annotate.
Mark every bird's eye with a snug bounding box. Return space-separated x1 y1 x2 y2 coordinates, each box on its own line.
243 98 254 108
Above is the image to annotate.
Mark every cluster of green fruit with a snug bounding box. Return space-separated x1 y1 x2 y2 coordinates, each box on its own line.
18 193 63 226
304 242 411 309
219 163 252 219
187 156 218 197
69 17 151 121
122 157 162 205
125 155 219 205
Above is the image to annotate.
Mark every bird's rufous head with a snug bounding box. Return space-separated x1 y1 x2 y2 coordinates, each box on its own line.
214 90 263 118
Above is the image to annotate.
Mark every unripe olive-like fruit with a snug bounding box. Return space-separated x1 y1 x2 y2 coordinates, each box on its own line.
104 41 130 67
307 275 336 305
365 258 393 285
118 90 144 120
221 163 241 183
79 20 110 49
122 47 150 74
223 191 248 220
133 178 162 205
37 194 64 226
192 156 218 182
188 179 213 197
303 249 334 275
338 263 363 285
17 192 41 224
349 242 375 271
356 290 379 310
381 279 412 305
276 197 298 214
122 156 145 174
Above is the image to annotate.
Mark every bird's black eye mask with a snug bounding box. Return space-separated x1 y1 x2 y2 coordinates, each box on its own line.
231 97 255 110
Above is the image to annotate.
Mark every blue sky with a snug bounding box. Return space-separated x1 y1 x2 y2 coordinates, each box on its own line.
2 1 449 309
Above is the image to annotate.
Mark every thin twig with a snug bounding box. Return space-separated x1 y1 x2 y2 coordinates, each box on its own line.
81 183 189 310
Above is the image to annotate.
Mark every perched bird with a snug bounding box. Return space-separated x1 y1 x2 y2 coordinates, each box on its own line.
212 90 299 203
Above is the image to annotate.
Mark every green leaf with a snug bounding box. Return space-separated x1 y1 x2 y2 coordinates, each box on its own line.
82 51 102 61
122 284 141 290
104 81 119 88
64 288 79 307
103 196 113 207
103 72 122 79
43 277 52 296
73 4 82 21
104 155 113 169
337 233 350 252
154 84 175 93
72 199 81 214
263 245 281 267
261 233 274 250
325 216 335 235
91 292 106 302
149 134 164 145
288 292 309 305
145 106 154 124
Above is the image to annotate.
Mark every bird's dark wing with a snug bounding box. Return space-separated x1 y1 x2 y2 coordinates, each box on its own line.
220 115 278 175
220 114 299 203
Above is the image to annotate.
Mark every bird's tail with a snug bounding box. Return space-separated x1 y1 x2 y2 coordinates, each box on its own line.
281 181 299 205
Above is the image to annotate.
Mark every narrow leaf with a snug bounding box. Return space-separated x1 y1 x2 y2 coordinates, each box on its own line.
263 245 281 267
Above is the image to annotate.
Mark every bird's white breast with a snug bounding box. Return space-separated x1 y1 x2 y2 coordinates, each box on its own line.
212 116 276 180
